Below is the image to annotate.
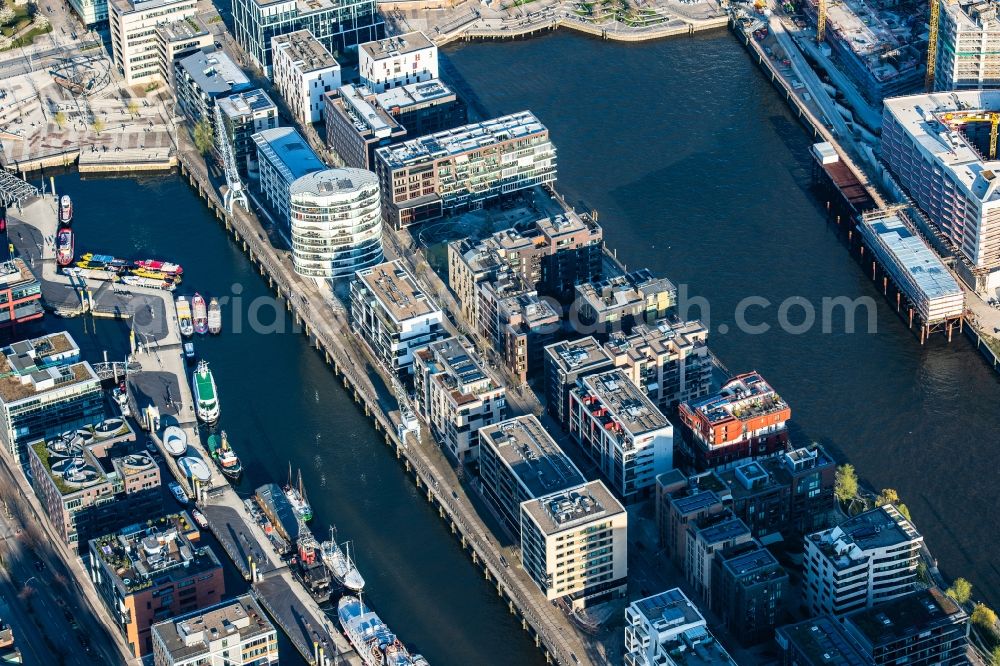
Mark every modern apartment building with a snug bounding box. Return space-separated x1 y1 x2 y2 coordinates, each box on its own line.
175 48 252 126
881 91 1000 294
841 588 970 665
677 371 790 472
624 588 737 666
88 513 224 658
350 260 446 374
251 126 324 229
288 168 384 278
375 111 557 227
217 89 280 177
933 0 1000 91
68 0 108 25
376 79 467 137
710 539 789 645
231 0 382 72
155 16 213 86
543 337 614 426
574 269 676 334
272 30 341 125
28 420 162 550
520 480 627 609
776 615 870 666
110 0 198 87
604 318 711 411
684 509 751 606
655 469 730 568
358 31 437 93
492 290 560 384
0 332 103 466
568 369 673 501
151 595 279 666
0 258 43 328
412 337 506 463
803 504 923 616
324 84 407 171
478 415 585 535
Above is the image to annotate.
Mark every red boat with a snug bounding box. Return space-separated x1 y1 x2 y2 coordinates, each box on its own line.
133 259 182 275
56 227 74 267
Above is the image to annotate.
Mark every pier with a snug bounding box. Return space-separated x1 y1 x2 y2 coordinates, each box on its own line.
176 136 599 665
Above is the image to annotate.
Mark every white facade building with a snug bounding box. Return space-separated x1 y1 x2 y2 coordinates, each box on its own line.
624 588 736 666
520 480 627 609
272 30 342 125
803 504 923 616
288 168 383 278
358 31 437 93
251 127 324 231
151 595 279 666
934 0 1000 91
412 337 506 463
568 369 674 502
881 91 1000 294
350 260 446 374
109 0 198 86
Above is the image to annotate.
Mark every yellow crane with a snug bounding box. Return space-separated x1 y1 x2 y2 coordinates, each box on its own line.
817 0 826 42
944 112 1000 159
926 0 939 91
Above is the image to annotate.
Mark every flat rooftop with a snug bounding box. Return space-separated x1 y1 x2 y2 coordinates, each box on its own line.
30 418 144 496
580 369 670 436
845 587 966 647
273 29 338 72
360 31 434 61
686 371 787 426
333 84 402 139
0 258 38 289
671 488 723 516
545 337 613 374
522 480 624 536
883 91 1000 205
355 260 441 323
606 318 707 361
290 168 378 199
777 616 869 666
695 512 750 546
375 79 456 111
177 48 250 96
252 127 324 186
480 415 585 498
152 595 274 661
375 110 548 170
576 268 675 314
859 210 964 319
718 541 785 585
217 89 277 119
811 505 922 568
628 588 736 665
0 332 97 404
945 0 1000 30
156 15 209 42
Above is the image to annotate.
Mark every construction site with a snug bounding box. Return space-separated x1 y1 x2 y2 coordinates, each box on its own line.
803 0 927 103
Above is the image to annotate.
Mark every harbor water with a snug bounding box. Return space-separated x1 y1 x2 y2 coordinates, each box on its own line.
8 27 1000 666
443 31 1000 608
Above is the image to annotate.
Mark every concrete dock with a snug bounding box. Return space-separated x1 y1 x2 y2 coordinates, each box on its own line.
8 193 361 666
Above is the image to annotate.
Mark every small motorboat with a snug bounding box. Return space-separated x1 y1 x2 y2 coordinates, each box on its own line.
56 227 74 267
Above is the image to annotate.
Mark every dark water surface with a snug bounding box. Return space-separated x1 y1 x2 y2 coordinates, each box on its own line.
442 30 1000 607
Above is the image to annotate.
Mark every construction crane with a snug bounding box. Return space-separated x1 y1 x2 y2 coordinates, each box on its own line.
926 0 939 91
943 112 1000 159
817 0 826 42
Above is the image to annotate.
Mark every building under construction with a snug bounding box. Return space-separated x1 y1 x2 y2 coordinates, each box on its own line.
806 0 926 102
931 0 1000 92
881 90 1000 295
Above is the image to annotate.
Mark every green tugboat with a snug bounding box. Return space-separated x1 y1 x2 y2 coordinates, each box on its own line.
207 431 242 480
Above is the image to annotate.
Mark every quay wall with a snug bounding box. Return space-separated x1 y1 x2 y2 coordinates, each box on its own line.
176 150 586 666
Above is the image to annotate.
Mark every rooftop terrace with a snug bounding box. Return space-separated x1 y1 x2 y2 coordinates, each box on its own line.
546 337 613 374
576 268 675 314
376 79 455 111
580 369 670 436
217 89 277 119
360 31 433 61
0 258 37 289
810 505 922 569
153 595 274 661
273 29 338 73
687 371 787 426
356 260 441 323
845 587 966 647
0 332 97 404
522 480 624 535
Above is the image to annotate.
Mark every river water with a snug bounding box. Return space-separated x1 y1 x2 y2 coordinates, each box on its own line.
13 26 1000 666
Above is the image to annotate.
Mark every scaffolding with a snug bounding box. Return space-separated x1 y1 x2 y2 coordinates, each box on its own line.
926 0 939 90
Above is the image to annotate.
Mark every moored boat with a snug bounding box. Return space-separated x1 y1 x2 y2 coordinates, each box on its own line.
168 481 187 504
192 293 208 335
207 430 242 480
191 360 220 423
134 258 183 275
207 297 221 335
59 194 72 225
321 528 365 592
285 466 312 522
338 596 426 666
56 227 74 267
176 295 194 338
121 274 177 292
183 341 196 363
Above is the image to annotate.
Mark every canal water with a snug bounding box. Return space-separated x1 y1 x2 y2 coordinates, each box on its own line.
25 171 546 666
443 31 1000 608
10 26 1000 666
